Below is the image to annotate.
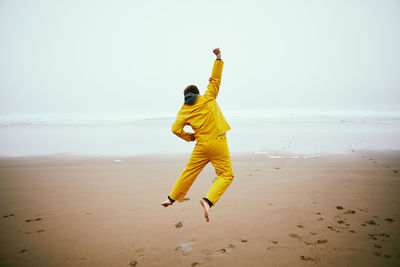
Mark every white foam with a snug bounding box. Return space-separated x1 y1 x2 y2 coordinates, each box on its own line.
254 151 321 159
225 108 400 123
0 111 176 126
1 108 399 126
179 241 194 252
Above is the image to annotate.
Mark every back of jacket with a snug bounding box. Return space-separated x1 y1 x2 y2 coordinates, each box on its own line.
171 60 231 143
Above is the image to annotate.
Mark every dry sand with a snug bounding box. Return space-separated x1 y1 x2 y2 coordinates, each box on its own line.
0 150 399 266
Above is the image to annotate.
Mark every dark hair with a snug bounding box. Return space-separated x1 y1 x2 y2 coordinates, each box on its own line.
184 85 199 95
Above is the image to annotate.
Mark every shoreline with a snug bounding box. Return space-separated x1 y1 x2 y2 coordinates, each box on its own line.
1 147 400 158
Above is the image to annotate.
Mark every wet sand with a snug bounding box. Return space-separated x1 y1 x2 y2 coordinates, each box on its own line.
0 150 399 266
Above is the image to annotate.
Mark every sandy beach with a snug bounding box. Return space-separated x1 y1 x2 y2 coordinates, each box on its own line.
0 150 399 266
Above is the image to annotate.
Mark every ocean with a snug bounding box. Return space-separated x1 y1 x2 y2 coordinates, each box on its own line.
0 109 399 157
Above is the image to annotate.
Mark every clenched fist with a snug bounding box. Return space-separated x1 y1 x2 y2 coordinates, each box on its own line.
213 48 221 59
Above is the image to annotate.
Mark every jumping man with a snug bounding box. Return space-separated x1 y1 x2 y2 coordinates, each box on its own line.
161 48 234 222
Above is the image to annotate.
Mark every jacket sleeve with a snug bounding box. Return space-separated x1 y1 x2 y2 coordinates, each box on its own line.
204 59 224 99
171 113 193 142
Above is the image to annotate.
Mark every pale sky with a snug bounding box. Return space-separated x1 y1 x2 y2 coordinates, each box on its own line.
1 0 399 115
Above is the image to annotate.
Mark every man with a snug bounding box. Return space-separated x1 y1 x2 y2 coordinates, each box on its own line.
161 48 234 222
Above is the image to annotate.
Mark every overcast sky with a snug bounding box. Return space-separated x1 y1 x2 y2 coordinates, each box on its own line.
0 0 399 115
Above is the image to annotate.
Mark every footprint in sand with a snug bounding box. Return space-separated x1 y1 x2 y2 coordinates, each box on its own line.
25 217 42 223
64 257 87 263
37 230 45 233
216 244 236 254
297 224 305 229
344 209 356 214
240 239 248 243
299 255 319 262
175 221 183 229
19 249 28 253
183 198 191 202
374 253 391 259
393 170 398 174
130 247 159 264
368 233 390 241
191 262 199 267
326 225 340 232
2 213 14 218
201 249 212 256
267 241 279 250
289 233 300 240
385 218 394 223
217 248 226 254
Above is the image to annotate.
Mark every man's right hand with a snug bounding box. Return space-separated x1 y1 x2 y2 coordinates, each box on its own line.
213 48 221 59
190 134 195 141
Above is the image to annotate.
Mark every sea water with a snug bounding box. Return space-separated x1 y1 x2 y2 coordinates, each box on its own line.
0 109 399 157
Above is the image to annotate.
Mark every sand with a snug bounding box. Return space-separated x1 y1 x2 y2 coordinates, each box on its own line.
0 150 399 266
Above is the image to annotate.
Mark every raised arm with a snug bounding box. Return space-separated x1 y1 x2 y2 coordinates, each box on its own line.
171 113 195 142
204 48 224 99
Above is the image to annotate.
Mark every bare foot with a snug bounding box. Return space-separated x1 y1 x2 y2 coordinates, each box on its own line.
161 199 173 207
200 199 211 222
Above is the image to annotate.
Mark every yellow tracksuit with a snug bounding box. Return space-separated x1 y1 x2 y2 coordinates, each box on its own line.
169 59 234 206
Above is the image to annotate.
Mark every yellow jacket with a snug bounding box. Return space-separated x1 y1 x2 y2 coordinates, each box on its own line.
172 60 231 143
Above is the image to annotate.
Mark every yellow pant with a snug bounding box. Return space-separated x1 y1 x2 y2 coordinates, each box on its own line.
169 135 234 206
